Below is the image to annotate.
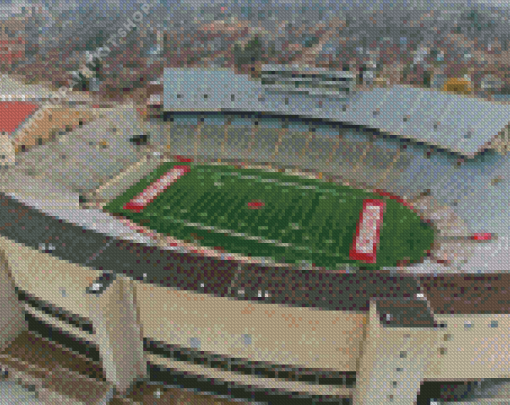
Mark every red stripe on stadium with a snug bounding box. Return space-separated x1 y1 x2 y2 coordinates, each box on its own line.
175 155 194 163
123 165 190 212
349 199 386 264
471 233 492 241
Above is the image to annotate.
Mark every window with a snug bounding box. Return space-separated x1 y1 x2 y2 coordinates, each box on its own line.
231 94 235 101
490 321 498 328
203 94 208 99
284 97 289 105
177 94 183 99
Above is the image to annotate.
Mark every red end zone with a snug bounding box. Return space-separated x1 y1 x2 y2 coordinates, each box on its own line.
123 165 190 212
349 199 386 264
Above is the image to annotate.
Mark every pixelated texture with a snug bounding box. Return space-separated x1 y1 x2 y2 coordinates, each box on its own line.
1 2 510 404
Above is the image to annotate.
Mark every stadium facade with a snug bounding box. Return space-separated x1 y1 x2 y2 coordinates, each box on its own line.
0 67 509 404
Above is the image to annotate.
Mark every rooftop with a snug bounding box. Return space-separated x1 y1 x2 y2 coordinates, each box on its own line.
0 101 38 134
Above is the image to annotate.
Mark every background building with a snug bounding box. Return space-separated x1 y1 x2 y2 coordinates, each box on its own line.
261 64 355 99
431 73 448 90
0 16 26 68
443 76 472 94
481 74 504 94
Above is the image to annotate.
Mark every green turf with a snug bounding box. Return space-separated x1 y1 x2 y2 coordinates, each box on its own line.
104 162 436 270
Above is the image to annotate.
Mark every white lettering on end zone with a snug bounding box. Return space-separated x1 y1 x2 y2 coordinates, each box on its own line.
349 199 385 264
356 206 381 254
123 165 190 212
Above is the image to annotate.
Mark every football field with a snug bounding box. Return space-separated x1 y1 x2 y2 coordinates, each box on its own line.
103 161 435 270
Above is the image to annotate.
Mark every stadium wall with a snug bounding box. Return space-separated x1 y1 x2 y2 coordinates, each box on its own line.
1 92 509 403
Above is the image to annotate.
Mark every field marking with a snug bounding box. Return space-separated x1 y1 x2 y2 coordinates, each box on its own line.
159 216 298 249
120 164 357 257
216 170 350 197
349 199 386 264
116 163 413 267
123 165 190 212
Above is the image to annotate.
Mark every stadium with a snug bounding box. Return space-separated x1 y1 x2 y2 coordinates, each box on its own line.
0 66 509 405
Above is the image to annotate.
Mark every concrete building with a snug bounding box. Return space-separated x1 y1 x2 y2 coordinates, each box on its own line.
0 67 509 405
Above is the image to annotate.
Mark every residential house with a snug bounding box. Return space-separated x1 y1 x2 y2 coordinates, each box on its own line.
481 74 504 94
0 17 26 67
443 76 472 95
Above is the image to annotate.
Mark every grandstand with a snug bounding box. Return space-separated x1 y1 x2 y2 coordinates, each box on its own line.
0 67 509 405
158 67 510 272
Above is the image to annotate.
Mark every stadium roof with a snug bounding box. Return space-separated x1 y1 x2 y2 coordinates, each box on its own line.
342 85 510 157
163 68 510 157
164 67 264 112
0 101 39 135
